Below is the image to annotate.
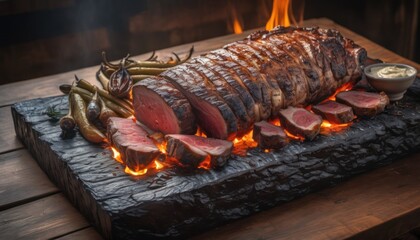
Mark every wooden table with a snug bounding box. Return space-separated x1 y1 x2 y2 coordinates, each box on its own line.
1 18 419 240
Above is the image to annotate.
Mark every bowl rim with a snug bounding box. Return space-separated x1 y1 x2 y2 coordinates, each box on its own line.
364 63 417 81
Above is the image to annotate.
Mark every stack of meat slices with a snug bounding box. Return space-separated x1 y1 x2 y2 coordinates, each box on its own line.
112 26 391 169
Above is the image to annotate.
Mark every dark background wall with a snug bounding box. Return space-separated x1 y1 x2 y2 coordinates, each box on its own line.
0 0 418 85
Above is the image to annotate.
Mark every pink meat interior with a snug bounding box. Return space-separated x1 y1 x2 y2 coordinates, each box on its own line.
171 134 232 155
292 109 320 128
111 118 157 149
340 91 379 107
191 99 228 140
316 101 350 113
134 87 180 134
258 121 286 137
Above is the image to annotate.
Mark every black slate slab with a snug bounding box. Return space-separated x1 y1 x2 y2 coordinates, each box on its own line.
12 80 420 239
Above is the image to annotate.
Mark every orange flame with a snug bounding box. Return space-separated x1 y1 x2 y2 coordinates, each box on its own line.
228 0 244 34
110 145 166 176
266 0 291 30
232 130 258 156
270 118 305 141
326 82 354 101
195 128 208 138
155 160 164 170
198 155 212 170
265 0 305 30
110 147 123 163
320 119 353 135
125 166 148 176
233 17 243 34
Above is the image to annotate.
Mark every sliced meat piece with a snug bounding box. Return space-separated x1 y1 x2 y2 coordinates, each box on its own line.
186 60 252 135
161 66 238 140
132 76 196 135
336 91 390 117
107 117 160 171
312 100 354 124
279 107 322 140
253 121 289 149
165 134 233 168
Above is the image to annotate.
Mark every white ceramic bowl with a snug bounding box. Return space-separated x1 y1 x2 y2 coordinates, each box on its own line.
364 63 417 101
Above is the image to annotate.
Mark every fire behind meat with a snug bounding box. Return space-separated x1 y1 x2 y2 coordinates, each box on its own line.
109 26 391 175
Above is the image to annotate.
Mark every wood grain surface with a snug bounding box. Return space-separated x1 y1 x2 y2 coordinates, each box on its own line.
193 152 420 240
0 18 419 240
0 194 89 239
0 149 59 210
0 106 23 153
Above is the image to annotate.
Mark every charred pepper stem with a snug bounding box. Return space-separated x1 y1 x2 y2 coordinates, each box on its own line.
98 95 118 127
96 68 110 90
59 95 76 132
101 46 194 70
70 92 106 143
86 91 101 122
75 76 133 112
132 75 154 83
71 86 132 118
127 67 168 75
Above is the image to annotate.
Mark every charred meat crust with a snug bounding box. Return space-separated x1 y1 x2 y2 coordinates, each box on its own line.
133 26 367 140
253 121 289 149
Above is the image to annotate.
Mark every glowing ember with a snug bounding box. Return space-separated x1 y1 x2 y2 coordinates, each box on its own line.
195 128 207 138
198 155 212 170
232 130 258 156
270 118 305 141
125 166 148 176
326 82 354 101
320 120 353 134
110 146 166 176
156 141 167 154
284 129 305 141
154 160 164 170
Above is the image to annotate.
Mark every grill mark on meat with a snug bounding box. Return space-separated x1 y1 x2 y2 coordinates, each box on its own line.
192 56 257 127
186 60 251 135
266 36 310 106
132 76 197 135
236 41 286 115
215 48 272 120
224 45 273 119
289 31 329 102
206 49 262 122
133 26 367 140
161 66 238 140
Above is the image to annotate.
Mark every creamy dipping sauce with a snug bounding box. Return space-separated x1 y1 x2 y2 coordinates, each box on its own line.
371 65 416 79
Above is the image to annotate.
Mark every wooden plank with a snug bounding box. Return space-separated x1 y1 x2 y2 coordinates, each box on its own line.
0 149 59 210
0 193 90 240
193 152 420 240
0 18 418 106
0 106 23 153
56 227 103 240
